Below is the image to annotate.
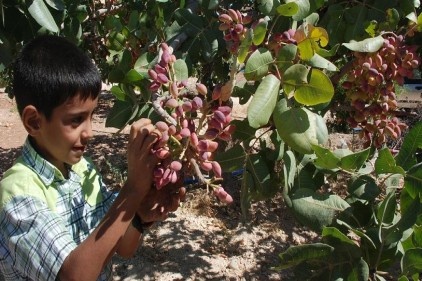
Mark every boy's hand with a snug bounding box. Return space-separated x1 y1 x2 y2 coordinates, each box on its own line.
137 180 186 223
126 119 161 199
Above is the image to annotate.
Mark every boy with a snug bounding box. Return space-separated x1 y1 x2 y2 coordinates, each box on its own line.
0 35 185 281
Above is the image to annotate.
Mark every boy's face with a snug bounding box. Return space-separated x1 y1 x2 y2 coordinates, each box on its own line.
35 94 98 175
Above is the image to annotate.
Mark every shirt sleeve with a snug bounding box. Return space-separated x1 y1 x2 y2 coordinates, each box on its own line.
0 195 77 281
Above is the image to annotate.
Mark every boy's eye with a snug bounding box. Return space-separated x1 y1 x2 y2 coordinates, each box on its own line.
71 116 83 124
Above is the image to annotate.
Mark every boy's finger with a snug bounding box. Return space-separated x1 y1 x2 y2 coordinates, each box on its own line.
129 119 152 143
131 124 156 150
142 128 162 149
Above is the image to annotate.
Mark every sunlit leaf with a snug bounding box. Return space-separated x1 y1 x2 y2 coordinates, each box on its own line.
286 0 310 21
274 243 334 270
291 188 351 231
283 64 309 98
244 48 273 80
376 191 396 226
294 69 334 106
110 85 126 101
340 147 371 171
309 26 329 47
312 144 340 170
396 122 422 171
252 19 268 45
342 35 384 52
28 0 59 32
297 39 314 60
308 53 338 71
375 147 405 175
173 59 189 81
247 74 280 128
276 2 299 16
274 107 318 154
315 113 329 145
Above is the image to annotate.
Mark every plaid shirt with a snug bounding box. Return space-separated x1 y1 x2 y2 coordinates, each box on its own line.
0 138 118 280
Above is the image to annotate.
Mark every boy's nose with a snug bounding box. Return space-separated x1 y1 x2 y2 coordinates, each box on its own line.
82 121 94 140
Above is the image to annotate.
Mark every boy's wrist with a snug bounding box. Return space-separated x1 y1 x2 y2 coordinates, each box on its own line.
131 213 154 234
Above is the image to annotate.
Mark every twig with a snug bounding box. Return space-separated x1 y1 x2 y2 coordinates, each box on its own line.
189 158 208 185
151 92 178 126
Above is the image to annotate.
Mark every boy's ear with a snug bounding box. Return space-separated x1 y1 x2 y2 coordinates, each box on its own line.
21 105 43 136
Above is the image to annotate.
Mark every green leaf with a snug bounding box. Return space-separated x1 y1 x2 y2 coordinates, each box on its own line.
340 147 371 171
274 243 334 270
173 59 189 81
342 35 384 52
323 226 358 246
283 64 309 97
405 164 422 198
276 2 299 16
274 107 318 154
412 225 422 248
315 113 328 145
337 219 377 249
110 85 126 101
244 48 273 81
297 39 314 61
291 188 351 231
238 29 253 64
276 44 297 72
257 0 281 16
243 153 280 201
396 122 422 171
173 8 203 37
376 191 396 226
375 147 405 175
134 52 155 75
107 32 126 51
108 67 126 83
347 258 370 281
348 175 380 201
200 31 219 62
286 0 310 21
45 0 65 10
307 53 338 71
247 74 280 128
283 150 296 204
231 119 257 144
322 227 361 258
294 69 334 106
402 248 422 275
124 69 144 84
105 100 135 129
207 0 218 9
252 19 268 45
28 0 59 33
385 194 419 244
312 144 340 170
213 144 246 172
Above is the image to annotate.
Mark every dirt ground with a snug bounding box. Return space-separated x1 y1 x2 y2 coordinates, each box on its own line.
0 90 361 281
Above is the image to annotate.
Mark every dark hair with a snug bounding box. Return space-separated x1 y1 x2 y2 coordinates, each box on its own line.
12 35 102 119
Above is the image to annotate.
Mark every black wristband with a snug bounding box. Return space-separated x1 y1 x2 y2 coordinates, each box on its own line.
131 214 154 233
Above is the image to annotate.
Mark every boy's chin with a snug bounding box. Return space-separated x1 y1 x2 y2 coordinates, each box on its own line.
68 153 84 164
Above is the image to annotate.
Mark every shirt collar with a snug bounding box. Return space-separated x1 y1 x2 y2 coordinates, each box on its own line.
21 137 89 186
